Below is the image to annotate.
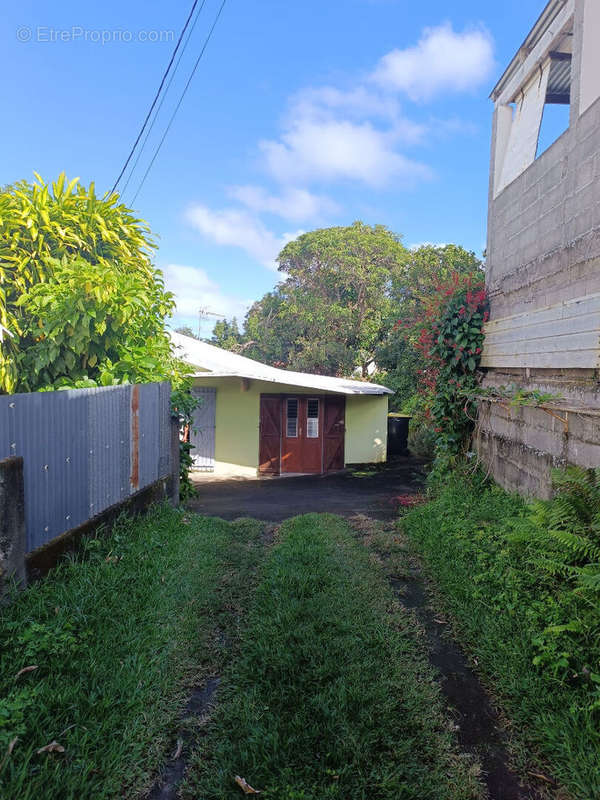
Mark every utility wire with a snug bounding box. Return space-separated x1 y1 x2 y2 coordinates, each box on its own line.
111 0 201 195
131 0 227 205
121 0 208 199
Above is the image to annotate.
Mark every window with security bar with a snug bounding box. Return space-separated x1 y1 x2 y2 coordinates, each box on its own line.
286 398 298 437
306 399 319 438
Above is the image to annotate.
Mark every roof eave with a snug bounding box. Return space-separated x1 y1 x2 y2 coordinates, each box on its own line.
490 0 569 101
191 371 393 395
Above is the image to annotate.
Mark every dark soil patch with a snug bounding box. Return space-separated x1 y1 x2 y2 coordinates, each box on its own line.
187 456 427 522
146 678 220 800
388 569 547 800
146 677 220 800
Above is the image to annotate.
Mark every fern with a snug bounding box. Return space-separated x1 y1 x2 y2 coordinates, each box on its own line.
545 529 600 562
572 565 600 593
520 468 600 595
530 555 576 578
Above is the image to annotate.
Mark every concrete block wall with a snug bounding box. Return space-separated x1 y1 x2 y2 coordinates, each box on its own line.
476 1 600 497
477 365 600 498
487 95 600 320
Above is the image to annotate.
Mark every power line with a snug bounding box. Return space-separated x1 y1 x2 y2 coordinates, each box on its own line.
131 0 227 205
121 0 209 199
110 0 202 195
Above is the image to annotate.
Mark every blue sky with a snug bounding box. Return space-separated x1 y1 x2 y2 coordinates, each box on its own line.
5 0 548 335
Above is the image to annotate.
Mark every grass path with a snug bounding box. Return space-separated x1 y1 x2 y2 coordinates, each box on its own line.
4 505 548 800
183 513 484 800
0 506 265 800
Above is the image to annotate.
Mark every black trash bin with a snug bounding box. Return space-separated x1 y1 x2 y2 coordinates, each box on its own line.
387 414 411 457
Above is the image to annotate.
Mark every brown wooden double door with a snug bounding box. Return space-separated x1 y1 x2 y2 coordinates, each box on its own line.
259 394 345 475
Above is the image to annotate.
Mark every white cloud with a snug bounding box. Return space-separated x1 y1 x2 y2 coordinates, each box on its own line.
186 205 302 270
260 117 430 187
372 23 495 101
162 263 251 328
290 85 402 122
228 185 339 222
258 70 429 187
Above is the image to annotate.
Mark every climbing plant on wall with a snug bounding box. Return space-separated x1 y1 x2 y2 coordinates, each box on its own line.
410 273 488 472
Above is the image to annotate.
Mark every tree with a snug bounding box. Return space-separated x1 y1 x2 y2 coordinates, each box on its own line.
244 222 408 376
389 244 483 321
243 292 299 367
175 325 199 339
0 173 188 394
209 317 244 351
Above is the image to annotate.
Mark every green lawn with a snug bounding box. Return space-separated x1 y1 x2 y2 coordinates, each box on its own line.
402 472 600 800
183 514 483 800
0 506 265 800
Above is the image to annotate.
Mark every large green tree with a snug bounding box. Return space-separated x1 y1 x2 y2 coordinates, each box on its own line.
0 174 186 393
243 222 408 376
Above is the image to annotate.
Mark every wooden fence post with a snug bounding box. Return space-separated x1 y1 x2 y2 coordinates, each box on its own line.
0 456 27 594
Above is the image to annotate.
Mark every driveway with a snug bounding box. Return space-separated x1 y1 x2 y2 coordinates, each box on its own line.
186 457 426 522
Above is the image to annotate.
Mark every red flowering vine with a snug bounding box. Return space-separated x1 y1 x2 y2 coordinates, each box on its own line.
400 271 488 469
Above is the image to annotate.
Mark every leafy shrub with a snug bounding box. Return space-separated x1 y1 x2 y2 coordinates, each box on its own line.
0 173 197 493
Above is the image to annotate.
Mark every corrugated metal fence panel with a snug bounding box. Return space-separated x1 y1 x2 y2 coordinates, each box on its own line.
118 386 132 502
190 387 216 471
88 386 126 519
9 390 90 552
138 383 160 489
0 382 171 553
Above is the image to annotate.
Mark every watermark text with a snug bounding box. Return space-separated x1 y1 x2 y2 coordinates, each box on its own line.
16 26 175 44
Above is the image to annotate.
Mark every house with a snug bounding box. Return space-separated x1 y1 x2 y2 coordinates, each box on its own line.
170 331 392 477
476 0 600 497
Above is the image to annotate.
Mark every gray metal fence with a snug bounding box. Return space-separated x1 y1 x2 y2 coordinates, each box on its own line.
0 383 172 553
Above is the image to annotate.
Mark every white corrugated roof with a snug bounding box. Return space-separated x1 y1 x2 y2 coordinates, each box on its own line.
170 331 392 395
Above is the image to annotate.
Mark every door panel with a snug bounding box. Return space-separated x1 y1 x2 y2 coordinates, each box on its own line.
262 394 344 475
259 395 281 474
281 397 303 473
323 396 345 472
281 396 324 474
190 388 216 471
301 398 323 473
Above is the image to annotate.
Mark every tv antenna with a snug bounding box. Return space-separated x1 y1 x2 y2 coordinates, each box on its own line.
198 307 225 338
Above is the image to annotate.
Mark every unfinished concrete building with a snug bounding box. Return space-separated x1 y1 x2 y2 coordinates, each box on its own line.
476 0 600 497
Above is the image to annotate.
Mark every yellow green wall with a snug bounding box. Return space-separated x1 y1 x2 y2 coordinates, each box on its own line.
344 394 389 464
192 376 389 476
